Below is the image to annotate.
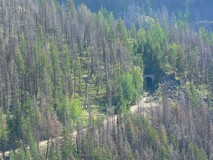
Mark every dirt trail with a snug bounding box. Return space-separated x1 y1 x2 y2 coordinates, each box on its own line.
0 95 161 159
131 96 162 120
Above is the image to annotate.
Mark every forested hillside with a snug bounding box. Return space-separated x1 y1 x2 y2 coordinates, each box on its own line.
0 0 213 159
71 0 213 30
72 0 213 19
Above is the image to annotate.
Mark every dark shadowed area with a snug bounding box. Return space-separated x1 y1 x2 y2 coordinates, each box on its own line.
145 77 153 92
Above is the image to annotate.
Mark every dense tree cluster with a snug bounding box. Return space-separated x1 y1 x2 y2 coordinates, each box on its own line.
0 0 141 157
0 0 212 159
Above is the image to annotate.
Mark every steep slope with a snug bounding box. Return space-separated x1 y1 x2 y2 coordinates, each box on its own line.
0 0 213 159
73 0 213 29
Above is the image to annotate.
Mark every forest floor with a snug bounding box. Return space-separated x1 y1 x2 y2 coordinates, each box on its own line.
0 94 162 159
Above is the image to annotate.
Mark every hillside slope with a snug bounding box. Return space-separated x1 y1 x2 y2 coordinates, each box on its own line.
0 0 212 159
